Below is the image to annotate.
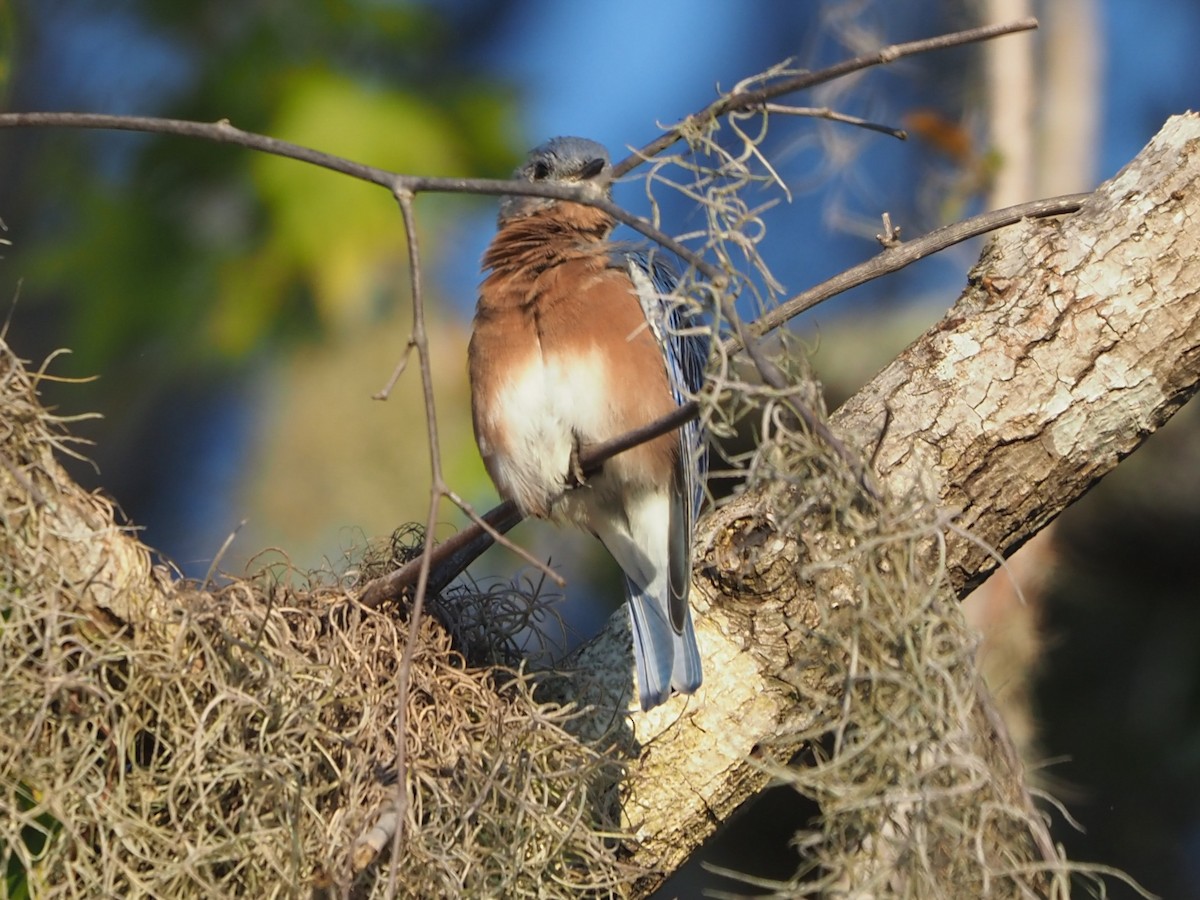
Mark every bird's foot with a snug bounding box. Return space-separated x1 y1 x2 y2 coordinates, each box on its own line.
566 436 588 489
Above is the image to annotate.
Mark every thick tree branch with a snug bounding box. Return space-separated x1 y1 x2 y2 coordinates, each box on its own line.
564 114 1200 890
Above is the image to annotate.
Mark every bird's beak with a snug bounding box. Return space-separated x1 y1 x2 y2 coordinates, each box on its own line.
579 157 608 180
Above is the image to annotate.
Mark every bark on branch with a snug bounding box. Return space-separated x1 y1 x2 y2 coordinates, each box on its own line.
565 113 1200 890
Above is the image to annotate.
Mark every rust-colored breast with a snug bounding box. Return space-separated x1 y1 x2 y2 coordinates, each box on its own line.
469 217 678 515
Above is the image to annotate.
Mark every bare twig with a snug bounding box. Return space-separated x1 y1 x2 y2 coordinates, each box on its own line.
372 338 416 401
876 211 902 248
386 189 437 896
0 18 1037 295
0 112 719 281
356 400 703 606
731 192 1089 351
202 519 246 589
611 18 1038 176
760 104 908 140
579 400 702 471
380 191 581 889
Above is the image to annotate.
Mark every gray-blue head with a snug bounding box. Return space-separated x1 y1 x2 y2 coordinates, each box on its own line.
498 136 613 222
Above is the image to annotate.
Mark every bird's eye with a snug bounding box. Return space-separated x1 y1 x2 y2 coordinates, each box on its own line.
531 160 551 181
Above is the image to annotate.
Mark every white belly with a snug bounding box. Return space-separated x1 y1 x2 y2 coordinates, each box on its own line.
483 348 617 519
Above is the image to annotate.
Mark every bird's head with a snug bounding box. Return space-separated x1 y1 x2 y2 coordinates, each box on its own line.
497 136 613 223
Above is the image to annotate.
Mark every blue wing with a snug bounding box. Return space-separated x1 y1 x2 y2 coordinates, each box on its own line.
619 248 708 709
634 252 708 512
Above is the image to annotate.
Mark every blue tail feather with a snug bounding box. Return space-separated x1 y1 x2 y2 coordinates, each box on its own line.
626 575 702 711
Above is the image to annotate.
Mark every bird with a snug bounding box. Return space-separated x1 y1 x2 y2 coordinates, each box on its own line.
467 136 708 711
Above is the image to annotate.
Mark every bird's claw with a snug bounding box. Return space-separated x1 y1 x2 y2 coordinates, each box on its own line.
566 436 588 489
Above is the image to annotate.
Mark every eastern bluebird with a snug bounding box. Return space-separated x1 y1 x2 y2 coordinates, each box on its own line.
468 136 707 711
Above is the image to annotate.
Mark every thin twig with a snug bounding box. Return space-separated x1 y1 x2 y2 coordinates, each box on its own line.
386 189 437 897
611 18 1038 177
202 519 246 589
356 401 703 606
728 193 1090 353
760 104 908 140
372 338 416 401
580 400 701 472
0 112 720 280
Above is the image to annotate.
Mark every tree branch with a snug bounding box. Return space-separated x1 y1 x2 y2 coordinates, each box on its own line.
0 18 1038 287
0 111 720 281
356 401 703 606
737 192 1090 348
611 18 1039 176
574 113 1200 892
363 193 1089 600
385 189 438 893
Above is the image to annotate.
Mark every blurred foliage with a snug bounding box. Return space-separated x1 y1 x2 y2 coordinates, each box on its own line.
0 0 521 570
213 67 479 355
8 0 518 375
0 1 11 102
